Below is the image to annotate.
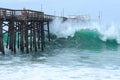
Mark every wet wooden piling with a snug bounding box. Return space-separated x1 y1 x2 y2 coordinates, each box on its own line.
47 21 50 42
0 8 55 54
0 20 5 54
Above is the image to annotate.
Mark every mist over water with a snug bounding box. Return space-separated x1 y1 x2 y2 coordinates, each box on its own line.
1 18 120 80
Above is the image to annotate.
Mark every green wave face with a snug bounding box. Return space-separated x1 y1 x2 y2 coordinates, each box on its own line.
50 29 119 51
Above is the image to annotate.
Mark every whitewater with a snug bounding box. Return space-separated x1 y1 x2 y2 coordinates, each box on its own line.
1 18 120 80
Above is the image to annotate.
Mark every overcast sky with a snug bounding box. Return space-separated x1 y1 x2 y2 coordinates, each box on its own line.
0 0 120 23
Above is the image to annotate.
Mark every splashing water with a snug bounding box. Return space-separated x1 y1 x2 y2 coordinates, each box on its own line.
1 18 120 80
50 18 120 44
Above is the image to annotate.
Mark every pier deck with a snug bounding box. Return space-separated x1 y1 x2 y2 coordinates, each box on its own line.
0 8 59 54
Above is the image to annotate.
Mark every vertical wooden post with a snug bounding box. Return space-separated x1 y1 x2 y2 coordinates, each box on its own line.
0 20 5 54
30 22 33 51
47 21 50 42
33 22 37 52
13 22 16 53
25 21 29 53
17 22 20 49
41 21 45 51
36 22 40 49
9 21 14 52
20 22 24 52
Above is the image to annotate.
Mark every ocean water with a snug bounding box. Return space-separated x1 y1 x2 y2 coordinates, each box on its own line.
1 19 120 80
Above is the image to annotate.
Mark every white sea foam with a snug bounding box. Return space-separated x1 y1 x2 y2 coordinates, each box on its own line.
50 18 120 43
0 64 120 80
0 47 120 80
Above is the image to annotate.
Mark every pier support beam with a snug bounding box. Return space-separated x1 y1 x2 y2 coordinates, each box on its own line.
37 22 41 49
47 21 50 42
17 22 20 49
33 22 37 52
0 20 5 54
24 21 29 53
41 21 45 51
8 21 16 53
20 22 25 52
30 22 33 51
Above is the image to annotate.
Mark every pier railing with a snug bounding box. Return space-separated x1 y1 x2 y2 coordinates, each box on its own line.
0 8 56 21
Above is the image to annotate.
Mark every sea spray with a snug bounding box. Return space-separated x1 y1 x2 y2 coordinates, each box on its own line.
50 18 120 44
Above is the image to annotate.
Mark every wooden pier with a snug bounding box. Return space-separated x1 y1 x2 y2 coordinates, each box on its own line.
0 8 58 54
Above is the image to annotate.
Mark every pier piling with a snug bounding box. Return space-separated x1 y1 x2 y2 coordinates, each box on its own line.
0 20 4 54
0 8 67 54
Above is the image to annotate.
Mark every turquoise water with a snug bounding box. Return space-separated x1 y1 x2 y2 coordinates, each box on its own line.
1 21 120 80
